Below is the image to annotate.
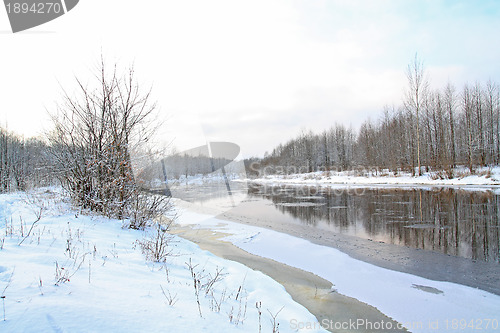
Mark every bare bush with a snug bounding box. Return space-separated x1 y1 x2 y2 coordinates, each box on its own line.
160 285 178 306
128 193 173 230
47 58 162 221
137 221 174 262
18 192 46 246
268 307 284 333
1 269 14 321
186 258 203 318
226 284 248 326
256 301 262 333
54 252 87 286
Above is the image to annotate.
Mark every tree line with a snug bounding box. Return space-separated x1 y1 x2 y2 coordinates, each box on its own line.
252 57 500 177
0 127 50 192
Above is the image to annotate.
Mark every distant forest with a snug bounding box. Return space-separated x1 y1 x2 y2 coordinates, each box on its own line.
249 58 500 178
0 127 50 192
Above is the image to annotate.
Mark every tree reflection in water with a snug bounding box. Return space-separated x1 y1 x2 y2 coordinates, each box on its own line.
248 184 500 263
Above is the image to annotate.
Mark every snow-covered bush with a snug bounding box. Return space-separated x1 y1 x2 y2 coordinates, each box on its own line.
136 221 174 262
127 193 174 230
47 60 169 224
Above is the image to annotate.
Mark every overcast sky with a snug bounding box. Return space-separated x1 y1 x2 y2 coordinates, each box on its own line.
1 0 499 157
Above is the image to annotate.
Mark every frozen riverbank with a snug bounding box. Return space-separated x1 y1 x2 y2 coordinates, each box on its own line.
0 189 325 332
175 199 500 333
244 166 500 190
171 223 406 333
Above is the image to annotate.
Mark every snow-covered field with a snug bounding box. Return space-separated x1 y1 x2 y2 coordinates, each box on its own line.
177 207 500 333
0 189 325 333
247 166 500 189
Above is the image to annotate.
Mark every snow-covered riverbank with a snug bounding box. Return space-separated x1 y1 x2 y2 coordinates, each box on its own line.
246 166 500 189
0 189 325 332
175 200 500 333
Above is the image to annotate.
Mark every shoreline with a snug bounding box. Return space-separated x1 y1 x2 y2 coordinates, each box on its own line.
216 207 500 296
171 224 408 333
174 199 500 296
240 166 500 189
173 198 500 332
246 179 500 190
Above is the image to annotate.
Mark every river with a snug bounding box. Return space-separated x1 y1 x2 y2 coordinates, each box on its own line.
173 181 500 264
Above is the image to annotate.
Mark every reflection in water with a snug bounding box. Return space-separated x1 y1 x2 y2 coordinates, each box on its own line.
247 184 500 263
174 181 500 263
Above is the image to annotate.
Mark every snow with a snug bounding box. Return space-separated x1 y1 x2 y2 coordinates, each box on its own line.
176 207 500 333
0 189 326 333
245 166 500 190
275 202 325 207
3 186 500 333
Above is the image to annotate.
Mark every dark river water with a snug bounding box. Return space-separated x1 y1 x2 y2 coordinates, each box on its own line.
173 181 500 263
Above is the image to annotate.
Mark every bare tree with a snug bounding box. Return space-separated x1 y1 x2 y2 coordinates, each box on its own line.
444 83 457 167
485 80 499 164
0 128 10 192
473 82 486 166
462 84 475 172
404 54 428 176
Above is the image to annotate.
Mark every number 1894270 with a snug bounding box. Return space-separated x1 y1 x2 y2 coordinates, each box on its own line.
5 2 62 14
444 318 499 330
